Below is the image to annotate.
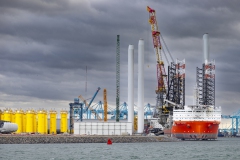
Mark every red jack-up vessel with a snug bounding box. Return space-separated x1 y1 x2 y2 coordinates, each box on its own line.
170 105 221 140
147 6 221 140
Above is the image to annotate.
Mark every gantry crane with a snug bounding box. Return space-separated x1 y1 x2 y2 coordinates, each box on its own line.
147 6 168 125
78 87 102 120
222 110 240 136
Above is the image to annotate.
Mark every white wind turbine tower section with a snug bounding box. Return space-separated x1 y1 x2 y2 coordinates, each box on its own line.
128 44 134 126
138 39 144 133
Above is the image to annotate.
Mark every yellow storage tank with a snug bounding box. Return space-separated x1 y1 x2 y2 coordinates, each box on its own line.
0 110 2 120
37 110 46 134
12 111 16 123
33 111 37 133
22 112 26 132
49 110 57 134
44 111 48 134
60 110 68 133
26 110 35 133
3 109 12 122
15 109 24 133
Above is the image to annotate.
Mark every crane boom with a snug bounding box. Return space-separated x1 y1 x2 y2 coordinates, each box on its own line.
78 87 102 120
147 6 186 127
87 87 101 110
147 6 169 125
147 6 167 93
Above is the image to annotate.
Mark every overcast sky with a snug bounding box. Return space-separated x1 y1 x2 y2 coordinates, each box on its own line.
0 0 240 115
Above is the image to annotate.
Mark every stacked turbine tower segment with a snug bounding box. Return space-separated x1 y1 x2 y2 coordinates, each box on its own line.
127 40 145 133
196 34 215 105
128 45 134 124
166 59 185 108
138 39 144 133
175 59 185 107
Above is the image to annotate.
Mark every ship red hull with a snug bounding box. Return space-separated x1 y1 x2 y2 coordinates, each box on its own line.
165 121 220 140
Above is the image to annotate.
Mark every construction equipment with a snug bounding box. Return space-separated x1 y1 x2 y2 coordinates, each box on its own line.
164 99 182 108
91 101 104 119
103 89 108 122
78 87 101 120
222 110 240 136
111 102 128 120
147 6 168 125
144 103 153 119
147 6 186 127
87 87 101 110
166 60 185 110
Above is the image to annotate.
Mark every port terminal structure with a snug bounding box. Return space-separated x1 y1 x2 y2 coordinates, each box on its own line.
69 98 155 121
221 110 240 136
0 102 154 134
0 92 154 135
70 86 154 120
69 97 155 135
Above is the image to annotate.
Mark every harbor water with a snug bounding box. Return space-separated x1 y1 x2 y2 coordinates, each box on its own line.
0 137 239 160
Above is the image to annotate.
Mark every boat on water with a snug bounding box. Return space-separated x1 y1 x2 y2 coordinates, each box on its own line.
146 6 220 140
169 105 221 140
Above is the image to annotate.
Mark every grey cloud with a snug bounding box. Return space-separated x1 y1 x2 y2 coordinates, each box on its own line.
0 0 239 116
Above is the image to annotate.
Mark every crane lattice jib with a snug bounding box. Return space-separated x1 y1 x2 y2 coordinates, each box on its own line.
147 6 161 63
103 89 107 122
147 6 166 92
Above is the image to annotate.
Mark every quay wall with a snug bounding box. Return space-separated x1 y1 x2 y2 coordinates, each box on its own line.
0 135 180 144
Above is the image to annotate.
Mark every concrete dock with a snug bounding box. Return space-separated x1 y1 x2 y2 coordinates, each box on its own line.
0 134 180 144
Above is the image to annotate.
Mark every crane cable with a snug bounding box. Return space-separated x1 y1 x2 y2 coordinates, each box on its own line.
160 34 174 63
161 46 169 65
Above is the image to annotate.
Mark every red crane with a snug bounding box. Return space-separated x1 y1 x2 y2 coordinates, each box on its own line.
147 6 167 116
147 6 167 93
147 6 186 126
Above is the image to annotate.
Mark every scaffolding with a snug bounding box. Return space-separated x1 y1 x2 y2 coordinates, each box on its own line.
197 60 215 105
166 60 185 109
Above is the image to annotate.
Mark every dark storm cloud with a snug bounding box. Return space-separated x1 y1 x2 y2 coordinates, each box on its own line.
0 0 69 13
0 0 239 115
154 0 240 40
0 0 146 46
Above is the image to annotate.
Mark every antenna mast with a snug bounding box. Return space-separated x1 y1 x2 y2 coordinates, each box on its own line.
85 66 87 98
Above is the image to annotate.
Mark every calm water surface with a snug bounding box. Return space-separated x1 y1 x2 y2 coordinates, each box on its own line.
0 137 239 160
